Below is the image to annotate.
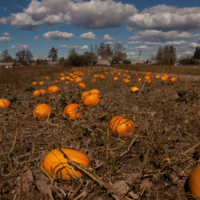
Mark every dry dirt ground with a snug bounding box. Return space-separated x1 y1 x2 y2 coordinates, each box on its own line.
0 66 200 200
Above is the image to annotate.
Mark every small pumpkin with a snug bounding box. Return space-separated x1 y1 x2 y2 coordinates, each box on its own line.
39 81 44 86
117 72 121 75
44 76 49 80
171 77 177 82
92 78 97 82
144 75 150 80
60 77 66 81
33 90 41 97
145 72 152 76
161 76 168 82
78 83 86 88
32 81 37 85
69 78 74 82
0 99 11 109
33 104 53 120
131 87 139 93
113 77 119 81
83 93 101 107
155 75 160 79
65 81 70 84
47 86 60 93
145 79 151 83
163 74 169 79
75 77 83 83
188 165 200 198
109 116 135 137
55 80 58 83
39 89 47 95
138 78 142 81
63 103 83 120
43 148 91 180
123 78 130 84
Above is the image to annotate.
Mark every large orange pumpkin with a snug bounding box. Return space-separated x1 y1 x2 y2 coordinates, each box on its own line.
47 86 60 93
43 148 91 180
109 116 135 137
63 104 83 120
188 165 200 198
83 93 101 107
33 104 53 120
0 99 11 109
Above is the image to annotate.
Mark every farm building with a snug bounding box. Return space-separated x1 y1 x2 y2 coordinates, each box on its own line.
146 60 158 65
195 59 200 66
93 59 111 67
0 62 19 68
131 60 145 65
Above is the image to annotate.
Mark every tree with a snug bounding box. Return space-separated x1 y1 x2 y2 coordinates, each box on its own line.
1 50 13 62
15 49 33 64
83 51 97 66
112 42 126 62
193 47 200 59
48 47 58 61
25 49 33 65
69 48 76 56
97 43 113 59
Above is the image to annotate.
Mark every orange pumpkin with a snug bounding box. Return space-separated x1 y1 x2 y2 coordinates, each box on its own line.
43 148 91 180
109 116 135 137
113 77 119 81
65 81 70 84
144 75 151 80
131 87 139 92
188 165 200 198
171 77 177 82
63 103 83 120
83 93 101 107
92 78 97 82
69 78 74 82
138 78 142 81
161 76 168 82
55 80 58 83
81 91 91 99
39 81 44 86
33 104 53 120
60 77 66 81
39 89 47 95
155 75 160 79
44 76 49 80
32 81 37 85
123 78 130 84
47 86 60 93
145 79 151 83
145 72 152 76
78 83 86 88
33 90 41 97
75 77 83 83
163 74 169 79
0 99 11 109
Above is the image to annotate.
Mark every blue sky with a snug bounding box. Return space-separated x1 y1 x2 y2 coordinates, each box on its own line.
0 0 200 61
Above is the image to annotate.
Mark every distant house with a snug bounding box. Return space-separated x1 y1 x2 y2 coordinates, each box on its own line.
93 59 111 67
46 61 59 66
146 60 158 65
112 61 123 65
0 62 19 68
131 60 145 65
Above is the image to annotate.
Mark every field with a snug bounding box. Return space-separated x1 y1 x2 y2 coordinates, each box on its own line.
0 65 200 200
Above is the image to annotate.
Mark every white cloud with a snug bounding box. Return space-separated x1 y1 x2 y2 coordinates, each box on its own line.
189 42 200 48
127 5 200 31
9 44 29 50
43 31 74 41
0 6 7 11
129 30 198 42
126 52 136 56
130 45 155 51
79 32 96 40
126 27 133 31
127 41 141 45
0 36 13 42
34 36 39 40
4 32 10 36
103 34 116 40
58 45 89 50
182 51 193 55
145 42 163 46
0 17 7 24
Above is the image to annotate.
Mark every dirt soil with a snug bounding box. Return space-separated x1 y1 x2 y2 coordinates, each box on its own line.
0 66 200 200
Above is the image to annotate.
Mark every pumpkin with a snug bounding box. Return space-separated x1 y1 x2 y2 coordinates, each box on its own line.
33 90 41 97
0 99 11 109
78 83 86 88
145 79 151 83
171 77 177 82
43 148 91 180
155 75 160 79
131 87 139 92
89 89 99 94
113 77 119 81
105 72 108 74
161 76 168 81
60 77 66 81
65 76 70 80
44 76 49 80
39 89 47 95
81 91 91 99
135 73 138 76
83 93 101 107
69 78 74 82
65 81 70 84
75 77 83 83
127 76 131 79
163 74 169 79
33 104 53 120
32 82 37 85
145 72 152 76
117 72 121 75
109 116 135 137
55 80 58 83
188 165 200 198
63 103 83 120
92 78 97 82
138 78 142 81
123 78 130 84
144 75 150 80
100 75 105 79
60 73 65 76
93 75 98 78
47 86 60 93
39 81 44 86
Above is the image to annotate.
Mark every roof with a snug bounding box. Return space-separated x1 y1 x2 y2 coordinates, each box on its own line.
46 61 59 65
94 59 111 66
0 62 14 66
131 60 145 65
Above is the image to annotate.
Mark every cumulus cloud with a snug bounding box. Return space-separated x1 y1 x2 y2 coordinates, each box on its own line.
189 42 200 48
126 52 136 56
34 36 39 40
79 32 96 40
0 17 7 24
43 31 74 41
127 41 141 45
9 44 29 49
130 45 155 51
4 32 10 36
2 0 137 30
128 30 199 42
0 36 13 42
127 5 200 31
103 34 116 40
58 45 89 50
182 50 193 55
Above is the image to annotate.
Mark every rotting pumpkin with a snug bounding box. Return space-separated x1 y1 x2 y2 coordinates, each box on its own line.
42 148 91 180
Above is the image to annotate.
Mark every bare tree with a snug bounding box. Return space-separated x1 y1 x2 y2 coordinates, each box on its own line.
1 50 13 62
112 42 126 61
48 47 58 61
